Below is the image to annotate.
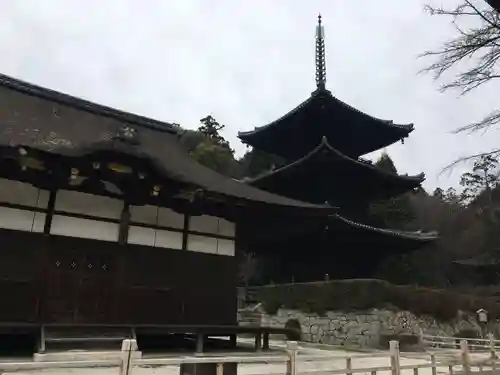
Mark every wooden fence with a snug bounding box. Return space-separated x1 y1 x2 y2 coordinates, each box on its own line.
0 338 498 375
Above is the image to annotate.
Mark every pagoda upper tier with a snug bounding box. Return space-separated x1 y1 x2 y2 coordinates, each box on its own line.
244 137 424 205
238 15 414 161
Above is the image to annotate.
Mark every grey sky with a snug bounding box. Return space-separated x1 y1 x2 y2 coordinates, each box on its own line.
0 0 498 191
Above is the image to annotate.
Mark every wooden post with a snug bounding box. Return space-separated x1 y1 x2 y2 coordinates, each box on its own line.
346 357 352 375
263 332 270 350
195 332 204 354
431 354 436 375
460 339 471 375
488 332 497 359
254 332 262 352
120 339 137 375
216 363 224 375
229 334 237 348
389 340 400 375
418 328 424 347
286 341 299 375
39 325 46 353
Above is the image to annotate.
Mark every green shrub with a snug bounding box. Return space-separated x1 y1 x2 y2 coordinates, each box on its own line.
255 279 500 322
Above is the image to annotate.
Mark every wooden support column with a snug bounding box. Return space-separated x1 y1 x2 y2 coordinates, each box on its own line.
254 332 262 352
229 334 237 348
263 332 270 350
118 203 130 245
195 332 204 354
182 213 190 250
43 190 57 234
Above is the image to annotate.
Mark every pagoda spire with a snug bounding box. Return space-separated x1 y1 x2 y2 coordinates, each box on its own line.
315 14 326 89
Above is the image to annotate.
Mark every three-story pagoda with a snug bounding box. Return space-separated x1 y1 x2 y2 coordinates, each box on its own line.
238 16 438 282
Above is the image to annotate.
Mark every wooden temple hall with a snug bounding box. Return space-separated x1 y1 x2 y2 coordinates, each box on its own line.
0 71 333 354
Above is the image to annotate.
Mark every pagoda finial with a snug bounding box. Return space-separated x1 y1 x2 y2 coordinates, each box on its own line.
315 14 326 89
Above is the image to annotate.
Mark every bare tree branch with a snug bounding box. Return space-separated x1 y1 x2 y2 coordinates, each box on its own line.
453 109 500 133
422 1 500 169
441 147 500 174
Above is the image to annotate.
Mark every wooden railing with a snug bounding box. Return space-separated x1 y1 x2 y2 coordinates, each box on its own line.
421 331 500 353
0 338 499 375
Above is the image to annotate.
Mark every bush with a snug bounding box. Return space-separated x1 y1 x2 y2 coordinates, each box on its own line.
256 279 500 322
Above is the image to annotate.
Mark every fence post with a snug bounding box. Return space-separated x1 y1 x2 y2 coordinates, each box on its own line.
389 340 401 375
120 338 137 375
346 357 352 375
460 339 471 375
286 341 299 375
431 354 436 375
418 328 424 347
488 333 497 359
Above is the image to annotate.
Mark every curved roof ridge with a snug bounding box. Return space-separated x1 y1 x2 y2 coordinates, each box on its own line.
332 214 438 241
0 73 179 134
245 136 425 185
238 88 414 138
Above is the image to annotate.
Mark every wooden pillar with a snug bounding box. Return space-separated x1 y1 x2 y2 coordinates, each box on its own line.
195 332 204 354
43 190 57 234
254 332 262 352
263 332 270 350
229 334 237 348
118 203 130 245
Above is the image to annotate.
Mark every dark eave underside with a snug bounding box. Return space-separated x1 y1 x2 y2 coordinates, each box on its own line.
0 73 336 214
244 137 424 204
238 87 414 159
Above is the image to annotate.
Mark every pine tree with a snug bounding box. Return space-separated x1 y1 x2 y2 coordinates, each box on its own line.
459 155 499 205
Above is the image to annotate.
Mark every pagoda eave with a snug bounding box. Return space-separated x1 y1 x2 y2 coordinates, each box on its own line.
244 137 425 205
238 88 414 160
321 214 438 257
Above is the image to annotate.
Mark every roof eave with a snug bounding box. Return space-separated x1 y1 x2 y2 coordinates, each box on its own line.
246 137 425 187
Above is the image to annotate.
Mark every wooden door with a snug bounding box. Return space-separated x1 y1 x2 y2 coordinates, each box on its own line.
42 244 82 323
42 237 122 324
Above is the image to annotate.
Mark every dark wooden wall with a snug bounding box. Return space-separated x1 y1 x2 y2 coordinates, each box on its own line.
0 229 237 326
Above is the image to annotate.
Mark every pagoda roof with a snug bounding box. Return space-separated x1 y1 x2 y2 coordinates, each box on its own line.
238 87 414 160
0 73 337 215
244 137 425 205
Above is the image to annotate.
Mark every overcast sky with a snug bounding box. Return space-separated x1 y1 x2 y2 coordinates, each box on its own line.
0 0 498 191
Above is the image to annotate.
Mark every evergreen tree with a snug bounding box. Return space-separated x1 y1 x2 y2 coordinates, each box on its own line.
239 148 285 178
369 153 415 229
375 152 397 174
432 187 445 200
459 155 499 205
179 116 240 177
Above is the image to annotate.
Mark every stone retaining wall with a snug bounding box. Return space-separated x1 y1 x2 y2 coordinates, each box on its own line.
241 308 489 347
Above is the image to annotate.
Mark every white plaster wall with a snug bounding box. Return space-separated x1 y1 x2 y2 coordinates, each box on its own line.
55 190 122 219
0 179 236 255
0 178 48 208
189 214 235 237
0 207 45 232
127 226 183 249
186 234 235 256
0 178 48 233
50 215 119 242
